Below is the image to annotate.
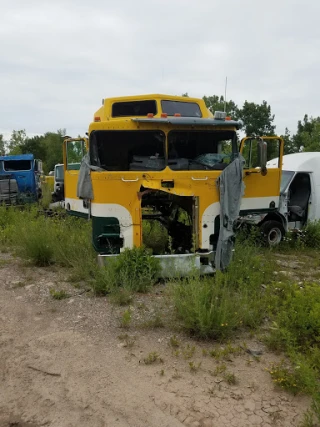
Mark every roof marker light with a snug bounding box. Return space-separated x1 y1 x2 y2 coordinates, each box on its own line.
161 113 168 118
94 116 101 122
213 111 227 120
147 113 154 118
225 116 231 121
174 113 181 117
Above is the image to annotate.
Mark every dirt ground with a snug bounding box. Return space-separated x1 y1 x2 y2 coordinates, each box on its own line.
0 252 312 427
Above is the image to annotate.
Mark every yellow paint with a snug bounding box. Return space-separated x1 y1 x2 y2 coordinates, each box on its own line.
44 175 54 191
64 94 284 250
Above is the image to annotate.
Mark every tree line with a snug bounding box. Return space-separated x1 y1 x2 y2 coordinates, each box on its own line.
201 94 320 155
1 95 319 174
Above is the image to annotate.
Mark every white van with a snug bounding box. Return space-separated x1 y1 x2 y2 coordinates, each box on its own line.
239 152 320 245
263 152 320 242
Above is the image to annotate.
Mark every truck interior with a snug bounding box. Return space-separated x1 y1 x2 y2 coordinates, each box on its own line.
140 189 196 254
288 172 311 224
89 130 237 172
88 129 238 254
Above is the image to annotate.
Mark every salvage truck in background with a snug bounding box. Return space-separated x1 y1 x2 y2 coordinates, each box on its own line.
0 154 43 204
239 151 320 245
62 94 284 275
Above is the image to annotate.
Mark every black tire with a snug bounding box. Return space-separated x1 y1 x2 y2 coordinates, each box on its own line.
260 220 285 246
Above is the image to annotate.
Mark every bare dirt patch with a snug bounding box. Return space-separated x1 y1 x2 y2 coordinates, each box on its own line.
0 253 311 427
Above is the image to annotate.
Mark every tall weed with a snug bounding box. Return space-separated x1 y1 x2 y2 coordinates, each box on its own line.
93 246 160 294
172 240 275 339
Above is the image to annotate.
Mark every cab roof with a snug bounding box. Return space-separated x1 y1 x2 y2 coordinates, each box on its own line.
92 93 241 129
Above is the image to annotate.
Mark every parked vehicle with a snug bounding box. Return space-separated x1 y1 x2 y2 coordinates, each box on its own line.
0 154 43 204
51 163 64 202
44 174 54 192
268 151 320 228
63 94 284 275
239 152 320 245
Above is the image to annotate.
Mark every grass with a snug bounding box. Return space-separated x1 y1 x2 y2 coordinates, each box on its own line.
169 335 180 348
120 309 132 328
209 344 243 360
49 289 69 300
93 246 160 295
189 361 201 373
223 371 237 385
211 363 227 376
171 240 275 340
117 333 136 348
141 313 165 328
143 352 163 365
2 205 320 422
109 289 133 306
0 205 96 275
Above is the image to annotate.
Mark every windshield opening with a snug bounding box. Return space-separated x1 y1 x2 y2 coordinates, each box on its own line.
55 165 64 180
4 160 32 171
280 170 295 193
167 130 238 171
90 130 166 171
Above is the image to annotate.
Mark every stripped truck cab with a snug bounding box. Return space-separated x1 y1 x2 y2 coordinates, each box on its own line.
0 154 43 204
63 94 283 275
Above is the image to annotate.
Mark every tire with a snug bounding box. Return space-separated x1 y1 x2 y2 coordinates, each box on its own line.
260 220 284 246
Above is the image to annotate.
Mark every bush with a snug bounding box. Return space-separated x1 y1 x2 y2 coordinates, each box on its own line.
19 217 55 266
171 240 275 339
93 246 160 294
268 355 319 396
281 220 320 250
142 220 168 254
265 282 320 422
267 283 320 351
0 206 96 275
302 221 320 249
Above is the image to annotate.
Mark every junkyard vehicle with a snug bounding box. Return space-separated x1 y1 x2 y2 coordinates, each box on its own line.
63 94 284 274
0 154 43 204
266 152 320 235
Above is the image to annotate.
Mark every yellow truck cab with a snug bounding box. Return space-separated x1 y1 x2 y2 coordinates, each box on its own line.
63 94 283 274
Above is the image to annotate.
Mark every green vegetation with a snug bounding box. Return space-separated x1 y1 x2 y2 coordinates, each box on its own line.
93 246 160 295
49 289 69 300
171 241 275 340
1 205 320 421
2 98 320 172
143 352 163 365
120 309 132 328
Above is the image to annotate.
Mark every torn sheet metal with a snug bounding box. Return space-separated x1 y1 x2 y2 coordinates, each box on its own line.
215 156 245 271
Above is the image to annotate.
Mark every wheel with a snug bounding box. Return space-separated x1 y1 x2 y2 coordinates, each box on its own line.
260 220 284 246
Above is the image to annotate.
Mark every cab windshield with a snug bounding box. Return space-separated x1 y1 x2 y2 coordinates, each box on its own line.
167 130 238 170
55 165 64 181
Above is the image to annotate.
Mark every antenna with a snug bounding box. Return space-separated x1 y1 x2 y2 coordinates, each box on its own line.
224 76 228 113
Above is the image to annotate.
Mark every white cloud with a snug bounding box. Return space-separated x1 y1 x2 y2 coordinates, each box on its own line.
1 0 320 139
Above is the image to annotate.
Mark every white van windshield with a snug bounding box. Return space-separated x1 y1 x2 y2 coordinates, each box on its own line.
281 171 295 193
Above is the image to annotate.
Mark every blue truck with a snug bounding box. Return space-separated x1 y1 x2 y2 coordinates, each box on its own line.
0 154 43 204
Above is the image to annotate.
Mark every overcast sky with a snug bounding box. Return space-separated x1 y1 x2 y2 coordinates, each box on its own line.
1 0 319 140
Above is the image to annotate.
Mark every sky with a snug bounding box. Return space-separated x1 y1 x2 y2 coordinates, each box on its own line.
1 0 320 141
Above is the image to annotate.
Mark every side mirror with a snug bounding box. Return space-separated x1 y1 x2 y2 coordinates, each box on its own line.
257 138 268 176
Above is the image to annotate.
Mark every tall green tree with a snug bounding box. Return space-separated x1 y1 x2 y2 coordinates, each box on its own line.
42 129 65 173
0 134 5 155
238 100 276 136
293 115 320 152
8 129 27 155
281 128 296 154
203 95 239 118
299 120 320 152
20 135 46 160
